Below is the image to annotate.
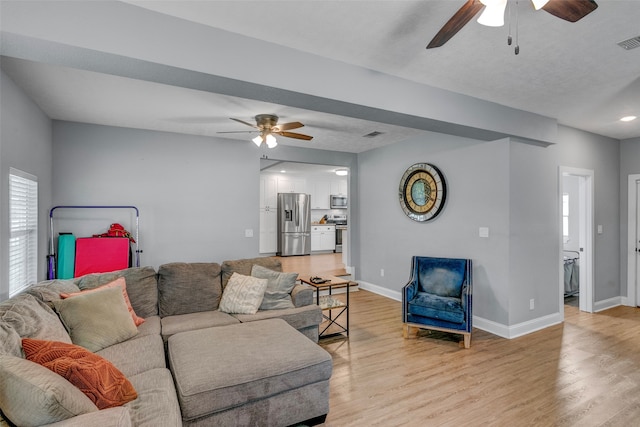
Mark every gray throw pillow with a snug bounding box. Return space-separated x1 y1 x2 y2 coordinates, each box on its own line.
54 287 138 352
251 265 297 310
218 273 268 315
0 355 98 427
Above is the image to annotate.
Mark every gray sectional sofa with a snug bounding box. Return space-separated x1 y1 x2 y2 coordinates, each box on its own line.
0 257 332 427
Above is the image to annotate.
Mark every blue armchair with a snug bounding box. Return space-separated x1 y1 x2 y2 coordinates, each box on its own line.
402 256 473 348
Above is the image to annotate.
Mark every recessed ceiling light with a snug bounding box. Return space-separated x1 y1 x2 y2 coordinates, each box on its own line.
620 116 637 122
335 169 348 176
280 170 286 173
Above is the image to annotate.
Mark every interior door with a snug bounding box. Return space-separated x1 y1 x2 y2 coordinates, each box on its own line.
559 167 594 314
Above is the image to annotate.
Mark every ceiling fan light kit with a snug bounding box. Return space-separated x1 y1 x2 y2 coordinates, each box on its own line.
265 134 278 148
252 134 278 148
530 0 550 10
477 0 508 27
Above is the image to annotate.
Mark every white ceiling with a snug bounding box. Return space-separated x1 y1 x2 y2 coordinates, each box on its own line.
1 0 639 153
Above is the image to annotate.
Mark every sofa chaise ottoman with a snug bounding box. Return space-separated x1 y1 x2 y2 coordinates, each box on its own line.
168 319 332 426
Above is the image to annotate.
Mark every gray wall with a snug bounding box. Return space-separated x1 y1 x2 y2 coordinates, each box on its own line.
52 121 357 269
357 134 512 325
0 70 53 298
507 140 559 324
357 124 620 331
551 126 621 302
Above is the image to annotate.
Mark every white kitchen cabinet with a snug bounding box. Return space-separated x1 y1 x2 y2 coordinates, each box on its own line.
260 175 278 209
277 177 306 194
309 180 331 209
259 207 278 253
259 175 279 254
330 178 348 196
311 225 336 252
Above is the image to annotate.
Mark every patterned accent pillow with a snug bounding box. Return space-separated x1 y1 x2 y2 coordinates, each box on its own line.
218 273 268 315
251 264 297 310
61 277 145 326
22 338 138 410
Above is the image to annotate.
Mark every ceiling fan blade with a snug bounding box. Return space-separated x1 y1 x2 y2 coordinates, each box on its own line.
542 0 597 22
229 117 258 128
427 0 484 49
274 121 304 131
276 131 313 141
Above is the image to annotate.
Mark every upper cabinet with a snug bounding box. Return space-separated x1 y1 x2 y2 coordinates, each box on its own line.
260 170 347 211
309 180 331 209
308 177 347 210
277 177 306 194
331 179 348 196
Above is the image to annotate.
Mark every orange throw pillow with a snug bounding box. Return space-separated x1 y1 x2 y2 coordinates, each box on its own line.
22 338 138 410
61 277 145 326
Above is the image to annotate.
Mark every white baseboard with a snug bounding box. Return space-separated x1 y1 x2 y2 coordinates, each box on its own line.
473 312 563 339
357 281 564 339
594 296 622 312
620 296 637 307
357 281 401 301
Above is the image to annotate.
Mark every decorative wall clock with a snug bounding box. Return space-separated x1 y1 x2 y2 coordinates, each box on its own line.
398 163 447 222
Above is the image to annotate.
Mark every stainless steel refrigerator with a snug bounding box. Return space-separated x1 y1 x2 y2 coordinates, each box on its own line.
277 193 311 256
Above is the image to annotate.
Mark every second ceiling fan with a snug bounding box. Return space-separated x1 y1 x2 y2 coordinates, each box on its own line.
426 0 598 49
218 114 313 148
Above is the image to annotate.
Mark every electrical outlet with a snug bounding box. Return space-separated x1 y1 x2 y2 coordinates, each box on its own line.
380 269 384 277
244 229 253 238
529 299 535 310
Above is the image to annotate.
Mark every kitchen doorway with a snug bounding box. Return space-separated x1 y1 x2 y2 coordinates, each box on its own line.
259 159 351 270
559 167 594 314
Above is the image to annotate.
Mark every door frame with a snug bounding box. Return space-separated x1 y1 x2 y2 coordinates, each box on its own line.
559 166 594 314
625 174 640 307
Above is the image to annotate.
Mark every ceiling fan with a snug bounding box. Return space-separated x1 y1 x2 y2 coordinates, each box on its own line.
218 114 313 148
426 0 598 49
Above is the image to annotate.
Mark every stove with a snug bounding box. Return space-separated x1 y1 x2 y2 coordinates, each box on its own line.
327 215 347 253
327 214 347 226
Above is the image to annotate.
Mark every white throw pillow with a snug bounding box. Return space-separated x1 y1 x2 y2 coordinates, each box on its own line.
219 273 268 315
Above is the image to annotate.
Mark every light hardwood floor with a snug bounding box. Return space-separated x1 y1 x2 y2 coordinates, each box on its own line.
281 255 640 426
279 253 347 278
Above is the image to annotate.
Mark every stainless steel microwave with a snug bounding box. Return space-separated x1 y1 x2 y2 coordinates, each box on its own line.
330 194 347 209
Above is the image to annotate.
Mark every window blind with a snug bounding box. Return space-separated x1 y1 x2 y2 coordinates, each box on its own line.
9 168 38 297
